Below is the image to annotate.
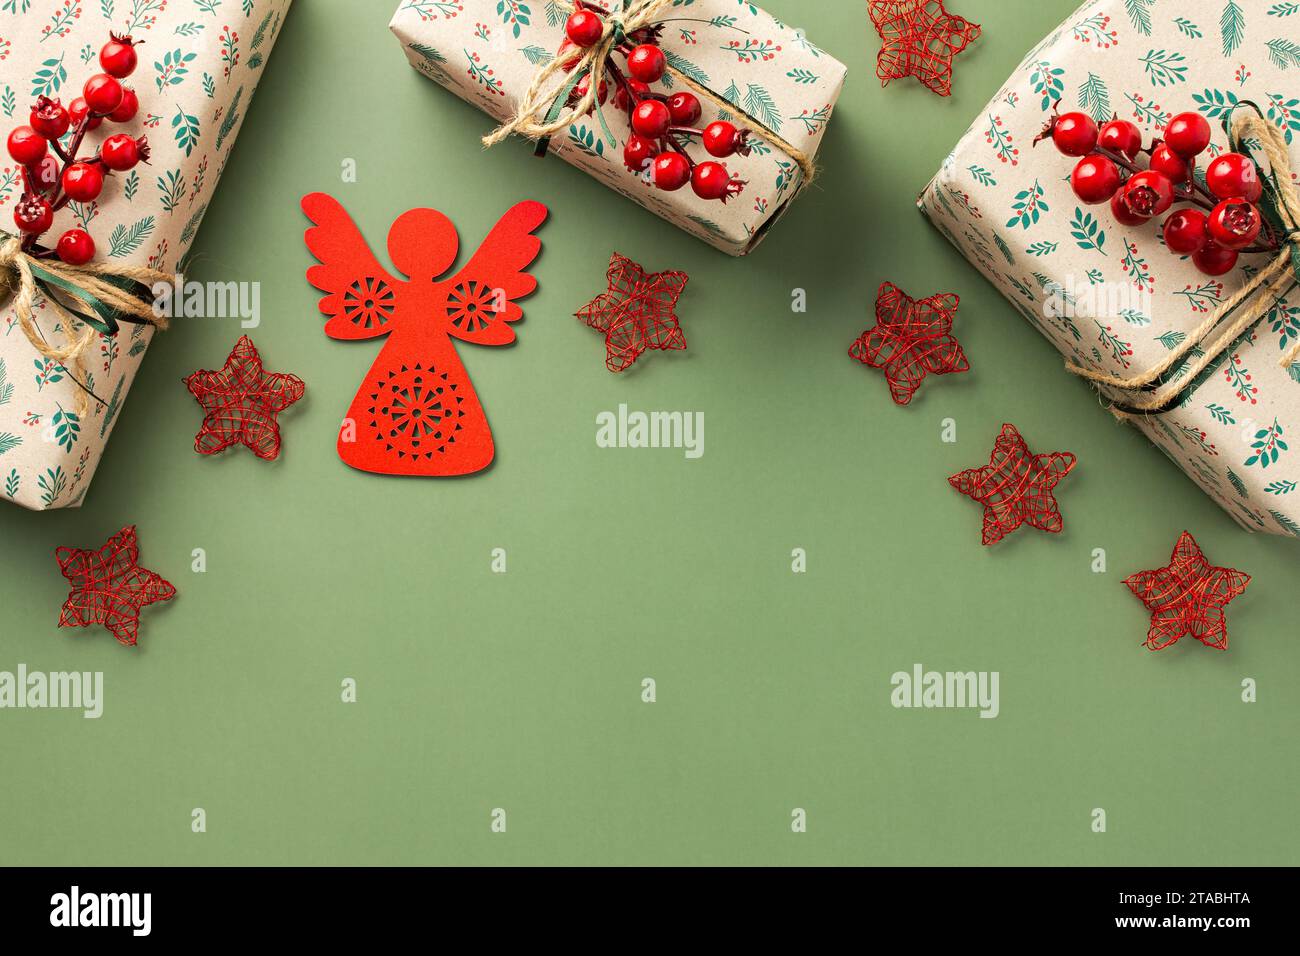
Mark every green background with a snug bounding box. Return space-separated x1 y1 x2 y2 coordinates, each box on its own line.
2 0 1297 867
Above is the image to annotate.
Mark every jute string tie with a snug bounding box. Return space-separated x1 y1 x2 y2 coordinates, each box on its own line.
0 236 173 416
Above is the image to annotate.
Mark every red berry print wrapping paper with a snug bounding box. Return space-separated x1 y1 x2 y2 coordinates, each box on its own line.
389 0 846 257
0 1 293 512
919 0 1300 537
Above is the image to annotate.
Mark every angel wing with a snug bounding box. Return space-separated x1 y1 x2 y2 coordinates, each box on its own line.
302 192 404 340
439 200 548 347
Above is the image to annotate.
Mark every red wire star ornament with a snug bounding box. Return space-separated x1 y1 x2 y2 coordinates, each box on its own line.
949 424 1077 546
575 253 688 373
849 281 970 405
868 0 982 97
1123 531 1251 651
183 335 306 460
55 526 176 647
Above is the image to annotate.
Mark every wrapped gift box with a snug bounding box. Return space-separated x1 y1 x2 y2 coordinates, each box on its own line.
921 0 1300 536
1 0 292 511
389 0 846 256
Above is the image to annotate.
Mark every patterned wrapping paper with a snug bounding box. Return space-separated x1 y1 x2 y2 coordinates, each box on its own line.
921 0 1300 537
0 0 292 512
389 0 846 256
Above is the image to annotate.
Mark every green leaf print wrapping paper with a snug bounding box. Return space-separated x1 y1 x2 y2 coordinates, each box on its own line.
0 0 292 512
389 0 846 256
921 0 1300 537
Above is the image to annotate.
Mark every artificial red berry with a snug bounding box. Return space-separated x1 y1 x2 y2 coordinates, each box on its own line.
1164 112 1211 158
31 154 60 190
13 193 53 234
1207 199 1262 251
100 33 139 79
101 133 146 171
1120 170 1175 217
652 152 691 191
570 74 608 109
627 44 666 84
1163 208 1209 255
1110 190 1149 226
30 97 70 139
1205 152 1262 203
1149 142 1190 185
1071 154 1121 204
108 86 139 124
6 126 48 166
702 120 739 158
62 162 105 202
1097 119 1142 159
623 134 659 172
565 10 604 48
556 39 583 73
1193 242 1239 276
666 92 701 127
84 74 125 115
56 228 96 265
632 99 670 138
1051 112 1098 157
614 78 649 112
69 97 103 131
691 161 733 200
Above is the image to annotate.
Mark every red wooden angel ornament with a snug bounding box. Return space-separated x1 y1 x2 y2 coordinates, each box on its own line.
302 194 547 476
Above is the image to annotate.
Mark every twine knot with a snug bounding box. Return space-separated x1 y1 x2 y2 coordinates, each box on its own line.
0 233 174 416
0 236 26 280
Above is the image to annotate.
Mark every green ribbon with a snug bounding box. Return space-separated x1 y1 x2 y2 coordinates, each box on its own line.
1 231 153 337
26 259 154 336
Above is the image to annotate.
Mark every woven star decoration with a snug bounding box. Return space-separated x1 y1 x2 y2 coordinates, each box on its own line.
868 0 982 97
950 424 1077 545
184 335 306 460
575 253 688 372
1123 531 1251 651
849 281 969 405
56 526 176 647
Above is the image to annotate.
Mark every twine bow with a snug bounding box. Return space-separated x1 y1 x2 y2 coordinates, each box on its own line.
482 0 816 188
1066 106 1300 413
0 234 173 416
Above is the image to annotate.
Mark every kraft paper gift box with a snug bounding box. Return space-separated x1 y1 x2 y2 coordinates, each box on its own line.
389 0 846 256
920 0 1300 536
0 0 292 512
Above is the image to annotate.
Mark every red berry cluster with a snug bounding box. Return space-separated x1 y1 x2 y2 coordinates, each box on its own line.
561 3 747 202
1037 106 1280 277
5 33 149 265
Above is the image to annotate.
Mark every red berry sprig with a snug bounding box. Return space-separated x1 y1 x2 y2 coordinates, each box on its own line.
560 3 748 203
5 33 149 265
1035 104 1283 277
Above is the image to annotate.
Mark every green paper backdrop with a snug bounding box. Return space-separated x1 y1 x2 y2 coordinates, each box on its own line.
1 0 1297 866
